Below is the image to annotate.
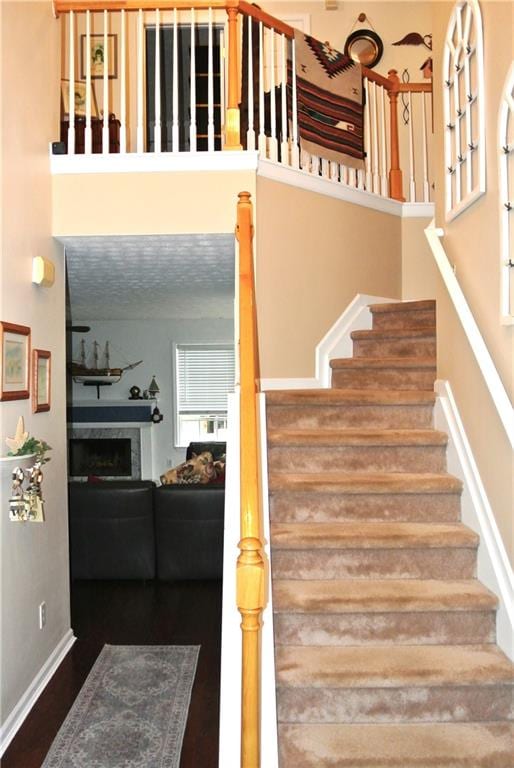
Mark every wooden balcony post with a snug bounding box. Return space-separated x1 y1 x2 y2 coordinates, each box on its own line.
236 191 265 768
225 1 242 149
387 69 405 201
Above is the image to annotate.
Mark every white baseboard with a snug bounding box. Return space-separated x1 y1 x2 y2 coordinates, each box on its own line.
0 629 76 755
434 380 514 660
261 294 397 392
315 294 397 387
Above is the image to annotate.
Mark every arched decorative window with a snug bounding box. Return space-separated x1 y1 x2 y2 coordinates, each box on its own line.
443 0 485 221
499 63 514 322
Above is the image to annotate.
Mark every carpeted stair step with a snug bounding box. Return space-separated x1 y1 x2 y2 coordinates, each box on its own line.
330 356 437 391
267 428 448 474
369 299 436 330
351 327 437 359
277 722 514 767
271 520 477 580
275 644 514 724
272 578 498 646
266 389 435 430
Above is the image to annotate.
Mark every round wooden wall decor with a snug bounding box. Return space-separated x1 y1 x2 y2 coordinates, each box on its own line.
344 29 384 68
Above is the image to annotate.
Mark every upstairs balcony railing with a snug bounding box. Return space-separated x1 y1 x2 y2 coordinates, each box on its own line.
53 0 433 203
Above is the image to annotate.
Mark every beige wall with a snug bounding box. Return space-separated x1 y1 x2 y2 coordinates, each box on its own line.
1 2 70 727
256 177 402 378
431 1 513 400
402 218 513 565
52 170 256 236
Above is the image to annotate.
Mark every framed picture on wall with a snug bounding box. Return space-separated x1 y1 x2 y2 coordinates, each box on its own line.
61 79 99 118
81 34 118 80
0 322 31 401
33 349 51 413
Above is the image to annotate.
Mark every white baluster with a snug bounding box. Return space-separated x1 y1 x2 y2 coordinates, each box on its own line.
363 78 371 191
102 10 109 154
85 10 92 154
422 91 430 202
291 36 299 168
408 91 416 201
349 167 357 188
207 8 214 151
340 164 348 185
321 158 330 179
311 154 319 176
258 22 266 155
330 162 339 181
68 10 75 155
246 17 255 151
357 168 365 189
370 82 379 193
172 9 179 152
154 8 161 153
268 29 278 161
280 33 288 165
119 9 126 153
137 8 144 152
189 8 197 151
219 29 226 149
379 85 388 197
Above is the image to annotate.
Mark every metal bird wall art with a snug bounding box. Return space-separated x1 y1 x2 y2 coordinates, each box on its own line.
392 32 432 50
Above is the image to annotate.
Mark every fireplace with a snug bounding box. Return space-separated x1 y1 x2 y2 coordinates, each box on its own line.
69 438 132 478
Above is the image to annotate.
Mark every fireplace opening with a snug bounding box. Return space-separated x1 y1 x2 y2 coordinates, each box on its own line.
69 438 132 477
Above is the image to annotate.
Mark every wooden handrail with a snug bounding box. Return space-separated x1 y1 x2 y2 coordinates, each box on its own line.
238 0 293 37
53 0 230 13
236 191 266 768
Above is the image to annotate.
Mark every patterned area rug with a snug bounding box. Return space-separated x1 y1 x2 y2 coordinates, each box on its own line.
42 645 200 768
292 30 364 168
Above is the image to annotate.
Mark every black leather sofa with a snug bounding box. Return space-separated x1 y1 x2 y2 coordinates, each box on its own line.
68 451 225 581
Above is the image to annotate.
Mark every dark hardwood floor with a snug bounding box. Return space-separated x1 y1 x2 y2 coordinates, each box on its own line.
2 579 222 768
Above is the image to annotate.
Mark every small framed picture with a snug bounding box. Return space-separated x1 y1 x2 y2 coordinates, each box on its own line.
81 34 118 80
61 79 99 118
0 322 31 401
33 349 51 413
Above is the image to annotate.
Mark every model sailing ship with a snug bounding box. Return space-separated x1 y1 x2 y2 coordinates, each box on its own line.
70 340 142 385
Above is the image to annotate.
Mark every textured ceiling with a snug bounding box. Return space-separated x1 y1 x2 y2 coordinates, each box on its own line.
62 233 235 320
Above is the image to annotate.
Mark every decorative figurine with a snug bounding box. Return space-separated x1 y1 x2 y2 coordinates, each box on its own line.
9 467 28 521
129 385 143 400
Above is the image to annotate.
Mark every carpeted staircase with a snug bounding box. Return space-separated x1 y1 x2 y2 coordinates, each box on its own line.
266 300 513 767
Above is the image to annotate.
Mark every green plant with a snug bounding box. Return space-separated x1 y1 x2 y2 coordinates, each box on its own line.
8 438 52 465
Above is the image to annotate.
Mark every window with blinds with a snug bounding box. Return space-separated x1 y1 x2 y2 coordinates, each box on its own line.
175 344 235 446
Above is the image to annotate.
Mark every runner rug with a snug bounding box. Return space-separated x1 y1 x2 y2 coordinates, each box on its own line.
292 30 365 168
42 645 200 768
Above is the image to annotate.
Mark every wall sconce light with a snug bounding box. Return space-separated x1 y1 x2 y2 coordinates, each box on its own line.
151 406 164 424
325 0 338 9
32 257 55 288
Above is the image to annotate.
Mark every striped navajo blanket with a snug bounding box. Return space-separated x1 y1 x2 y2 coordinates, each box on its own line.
293 31 364 168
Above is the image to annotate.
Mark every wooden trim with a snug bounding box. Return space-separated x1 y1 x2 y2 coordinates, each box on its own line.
238 0 294 37
362 66 391 90
54 0 229 15
397 82 432 93
236 191 266 768
32 349 51 413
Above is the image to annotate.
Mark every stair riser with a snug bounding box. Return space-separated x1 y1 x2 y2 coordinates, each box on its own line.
331 368 436 391
371 309 436 330
277 684 514 724
268 445 447 474
273 611 496 647
270 492 461 523
271 548 476 580
353 338 436 359
267 404 434 431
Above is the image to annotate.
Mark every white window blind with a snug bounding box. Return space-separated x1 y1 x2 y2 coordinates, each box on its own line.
177 345 235 413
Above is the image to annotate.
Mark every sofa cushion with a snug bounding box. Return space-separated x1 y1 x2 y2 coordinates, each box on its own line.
186 441 226 462
154 485 224 580
69 481 156 580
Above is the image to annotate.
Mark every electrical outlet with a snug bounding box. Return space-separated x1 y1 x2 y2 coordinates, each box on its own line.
39 602 46 629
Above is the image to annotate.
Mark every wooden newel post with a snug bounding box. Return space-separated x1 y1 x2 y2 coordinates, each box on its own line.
225 1 242 149
387 69 405 202
236 191 266 768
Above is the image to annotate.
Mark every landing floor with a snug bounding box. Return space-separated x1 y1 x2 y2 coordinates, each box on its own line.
2 579 222 768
